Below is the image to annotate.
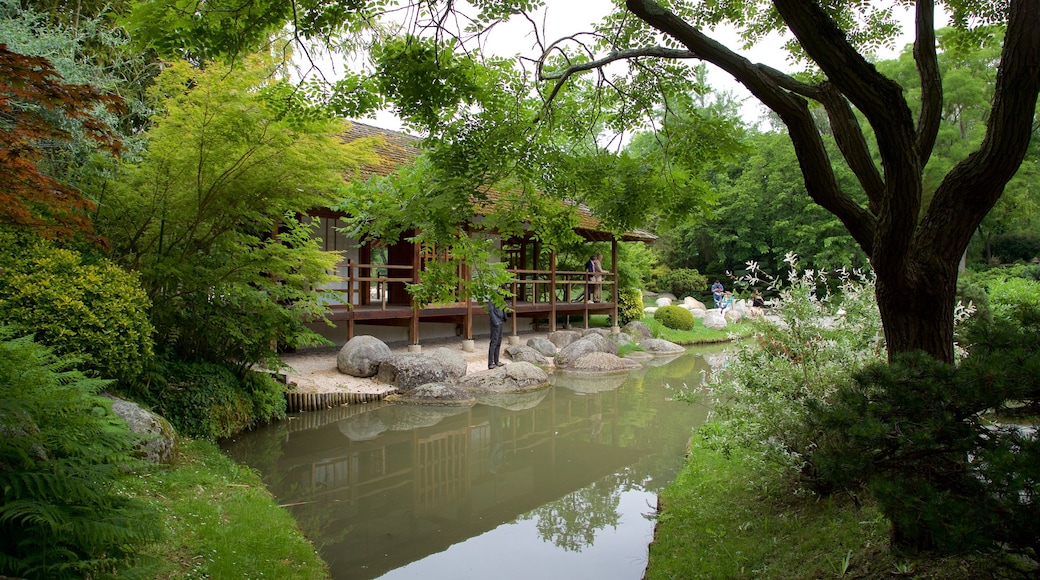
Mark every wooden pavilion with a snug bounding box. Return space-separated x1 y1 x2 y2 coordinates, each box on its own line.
305 122 655 347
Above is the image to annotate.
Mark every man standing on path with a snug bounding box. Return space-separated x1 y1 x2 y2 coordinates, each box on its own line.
487 299 507 369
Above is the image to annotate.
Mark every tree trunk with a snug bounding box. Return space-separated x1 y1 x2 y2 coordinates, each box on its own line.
875 260 957 364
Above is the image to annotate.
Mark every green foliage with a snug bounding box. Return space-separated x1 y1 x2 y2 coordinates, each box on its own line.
618 288 645 325
653 305 695 331
97 56 375 369
807 351 1040 553
0 328 162 578
702 263 884 474
0 230 154 383
990 232 1040 263
132 359 286 439
656 268 708 299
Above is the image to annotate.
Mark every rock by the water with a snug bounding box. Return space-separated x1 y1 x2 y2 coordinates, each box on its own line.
554 338 602 369
724 308 743 323
376 353 451 391
526 336 557 357
102 394 177 464
570 351 636 372
655 296 673 307
581 332 619 356
547 330 582 349
390 382 475 406
456 361 550 392
622 320 652 341
426 347 468 379
639 338 686 355
505 344 552 366
337 335 391 377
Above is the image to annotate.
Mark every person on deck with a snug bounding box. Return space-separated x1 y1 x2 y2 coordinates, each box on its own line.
487 299 507 369
585 255 596 303
592 254 609 302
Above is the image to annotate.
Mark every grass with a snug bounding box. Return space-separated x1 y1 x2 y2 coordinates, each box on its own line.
645 439 1033 580
122 439 330 579
644 317 757 345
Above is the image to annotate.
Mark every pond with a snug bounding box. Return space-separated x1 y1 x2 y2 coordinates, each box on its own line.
221 345 729 579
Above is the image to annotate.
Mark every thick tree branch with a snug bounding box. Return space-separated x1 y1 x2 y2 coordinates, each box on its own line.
923 0 1040 262
623 0 875 252
771 0 919 282
815 83 886 215
914 0 942 164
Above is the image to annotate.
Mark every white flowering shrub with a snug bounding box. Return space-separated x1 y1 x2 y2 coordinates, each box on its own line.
697 255 885 476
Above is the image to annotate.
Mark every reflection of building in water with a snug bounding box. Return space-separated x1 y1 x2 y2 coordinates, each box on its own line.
253 387 647 579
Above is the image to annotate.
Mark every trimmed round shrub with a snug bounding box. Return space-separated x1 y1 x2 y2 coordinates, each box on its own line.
654 305 695 331
618 287 645 325
0 231 154 384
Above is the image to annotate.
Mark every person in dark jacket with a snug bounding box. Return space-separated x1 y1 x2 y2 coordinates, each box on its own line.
487 300 507 369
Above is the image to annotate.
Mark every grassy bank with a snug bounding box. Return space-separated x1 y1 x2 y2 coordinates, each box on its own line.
645 440 1030 579
124 439 329 579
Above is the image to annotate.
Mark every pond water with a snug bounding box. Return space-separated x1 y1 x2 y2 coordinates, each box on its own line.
221 345 729 580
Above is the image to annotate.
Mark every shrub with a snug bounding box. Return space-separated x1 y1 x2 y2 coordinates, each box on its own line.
990 232 1040 263
656 268 708 299
808 352 1040 553
0 230 154 384
700 264 884 475
133 359 286 439
654 305 695 331
618 287 644 325
0 328 162 578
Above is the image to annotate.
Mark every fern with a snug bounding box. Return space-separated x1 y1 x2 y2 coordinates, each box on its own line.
0 328 163 579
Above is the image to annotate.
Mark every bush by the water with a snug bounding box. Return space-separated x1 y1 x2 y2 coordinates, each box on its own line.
654 305 695 331
0 328 162 578
618 287 645 325
131 359 286 439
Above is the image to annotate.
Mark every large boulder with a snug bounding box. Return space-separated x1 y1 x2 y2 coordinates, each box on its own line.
702 311 728 331
639 338 686 355
505 344 552 366
581 332 619 356
683 296 707 310
724 308 743 323
102 394 177 464
655 296 673 307
622 320 653 341
526 336 557 358
426 347 468 380
456 361 550 393
376 353 451 392
337 335 392 377
547 330 582 349
554 338 602 369
390 382 475 406
570 351 637 372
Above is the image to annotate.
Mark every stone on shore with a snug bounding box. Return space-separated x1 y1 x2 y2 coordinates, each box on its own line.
337 335 391 377
376 353 451 392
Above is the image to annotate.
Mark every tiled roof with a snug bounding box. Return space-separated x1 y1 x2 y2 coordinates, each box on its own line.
339 121 656 243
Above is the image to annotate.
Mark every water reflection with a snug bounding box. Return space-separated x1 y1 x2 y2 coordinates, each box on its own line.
221 346 727 580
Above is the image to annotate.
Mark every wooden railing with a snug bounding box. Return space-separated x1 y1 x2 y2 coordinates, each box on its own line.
320 261 615 308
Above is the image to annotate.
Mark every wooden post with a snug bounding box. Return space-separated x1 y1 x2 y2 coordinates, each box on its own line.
612 239 620 328
549 251 557 332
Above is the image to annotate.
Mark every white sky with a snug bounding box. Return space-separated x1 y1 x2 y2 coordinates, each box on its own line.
357 0 935 130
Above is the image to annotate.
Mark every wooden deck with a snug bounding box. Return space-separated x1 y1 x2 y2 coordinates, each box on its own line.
319 262 619 343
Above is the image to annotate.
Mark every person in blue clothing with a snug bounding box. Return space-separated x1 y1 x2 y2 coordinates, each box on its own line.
487 299 508 369
711 280 725 309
